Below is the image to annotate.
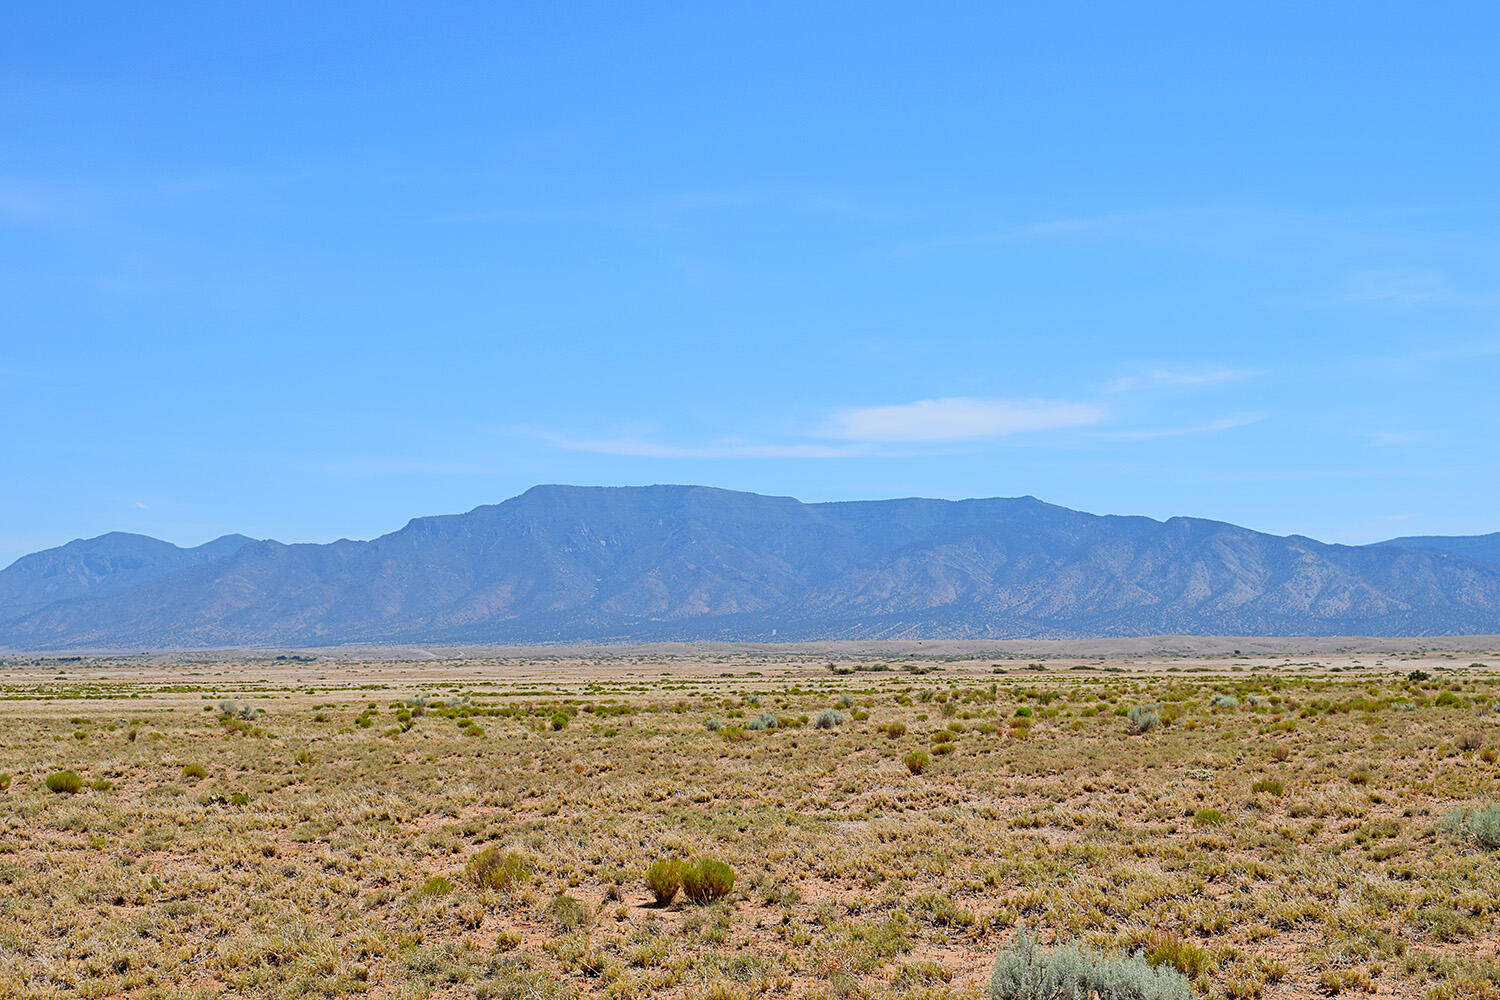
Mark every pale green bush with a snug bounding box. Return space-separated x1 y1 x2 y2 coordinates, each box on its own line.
989 927 1195 1000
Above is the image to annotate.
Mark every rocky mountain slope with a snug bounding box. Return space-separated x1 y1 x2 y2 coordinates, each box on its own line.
1 486 1496 648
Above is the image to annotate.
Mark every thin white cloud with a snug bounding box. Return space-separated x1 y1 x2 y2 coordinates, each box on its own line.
134 501 150 509
899 212 1166 255
1367 430 1430 446
826 397 1105 443
1106 366 1259 393
1342 269 1500 308
1343 268 1452 305
1099 412 1268 441
543 434 875 459
0 181 77 226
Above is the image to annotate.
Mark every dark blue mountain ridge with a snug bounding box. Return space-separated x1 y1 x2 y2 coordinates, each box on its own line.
1372 532 1500 568
0 485 1496 649
0 531 256 622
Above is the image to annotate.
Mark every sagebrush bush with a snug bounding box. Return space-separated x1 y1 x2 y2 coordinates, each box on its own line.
1209 694 1240 710
704 717 723 731
1443 804 1500 849
45 770 82 794
465 848 529 890
745 713 778 731
989 927 1195 1000
1128 705 1160 734
645 858 684 905
814 709 845 729
681 858 735 904
218 700 262 721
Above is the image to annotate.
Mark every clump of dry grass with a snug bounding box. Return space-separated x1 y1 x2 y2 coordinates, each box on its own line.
466 847 530 891
681 859 735 904
645 858 684 905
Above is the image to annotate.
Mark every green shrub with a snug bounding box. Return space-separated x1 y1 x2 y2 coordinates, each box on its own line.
550 711 569 731
548 893 590 931
421 876 454 896
903 750 929 775
882 722 907 738
182 763 207 780
1140 934 1214 979
1443 804 1500 849
0 773 11 791
645 858 684 905
1193 808 1228 828
681 858 735 904
814 709 845 729
230 791 251 806
1251 778 1283 796
45 770 82 794
465 848 530 890
933 742 955 755
989 927 1195 1000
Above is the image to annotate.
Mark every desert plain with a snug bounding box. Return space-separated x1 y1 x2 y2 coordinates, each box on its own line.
3 638 1499 1000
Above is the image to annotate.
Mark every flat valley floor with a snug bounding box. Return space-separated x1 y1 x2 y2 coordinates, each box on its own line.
3 639 1499 1000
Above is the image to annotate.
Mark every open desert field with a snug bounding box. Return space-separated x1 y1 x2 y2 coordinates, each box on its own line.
3 641 1500 1000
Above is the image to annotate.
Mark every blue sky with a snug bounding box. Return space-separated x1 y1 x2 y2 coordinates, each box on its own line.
4 3 1498 566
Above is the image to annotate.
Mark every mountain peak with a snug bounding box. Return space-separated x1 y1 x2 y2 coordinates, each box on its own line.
2 486 1497 649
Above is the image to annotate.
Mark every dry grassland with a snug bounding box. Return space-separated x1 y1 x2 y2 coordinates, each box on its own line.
2 644 1499 1000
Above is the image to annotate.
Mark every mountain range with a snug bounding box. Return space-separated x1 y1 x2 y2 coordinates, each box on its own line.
1 485 1497 650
